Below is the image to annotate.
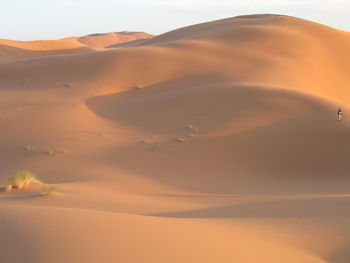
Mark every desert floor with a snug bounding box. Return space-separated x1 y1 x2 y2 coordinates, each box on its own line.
1 14 350 263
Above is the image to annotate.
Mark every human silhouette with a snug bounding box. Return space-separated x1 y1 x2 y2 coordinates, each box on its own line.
338 108 343 121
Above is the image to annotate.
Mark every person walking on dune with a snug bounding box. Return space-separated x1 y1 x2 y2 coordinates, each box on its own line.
338 108 343 121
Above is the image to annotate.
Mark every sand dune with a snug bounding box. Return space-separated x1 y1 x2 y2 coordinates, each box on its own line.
0 38 95 59
65 31 154 49
0 32 153 59
1 15 349 103
0 14 350 263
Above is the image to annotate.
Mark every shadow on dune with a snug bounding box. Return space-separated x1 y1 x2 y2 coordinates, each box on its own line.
106 38 151 48
86 75 328 135
0 193 41 200
87 79 350 193
329 247 350 263
0 214 41 262
149 196 350 218
99 118 350 194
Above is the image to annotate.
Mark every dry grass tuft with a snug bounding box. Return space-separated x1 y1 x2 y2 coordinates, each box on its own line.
5 171 43 191
188 124 199 133
47 148 55 155
176 137 185 142
25 144 34 151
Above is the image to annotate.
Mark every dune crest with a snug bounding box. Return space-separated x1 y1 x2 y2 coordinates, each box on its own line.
64 31 154 48
0 31 154 59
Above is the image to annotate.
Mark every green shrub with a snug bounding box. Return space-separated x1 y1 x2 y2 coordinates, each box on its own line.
47 148 54 155
25 144 34 151
6 171 43 191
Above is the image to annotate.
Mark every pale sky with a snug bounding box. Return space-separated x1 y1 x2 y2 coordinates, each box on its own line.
1 0 349 40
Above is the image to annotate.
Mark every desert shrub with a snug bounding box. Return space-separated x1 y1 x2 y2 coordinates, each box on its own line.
188 124 199 133
47 148 54 155
41 186 60 196
6 171 43 191
25 144 34 151
176 137 185 142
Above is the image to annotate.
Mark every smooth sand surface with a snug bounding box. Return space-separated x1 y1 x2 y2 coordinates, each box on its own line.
65 31 154 49
0 32 153 59
1 14 350 262
0 38 95 59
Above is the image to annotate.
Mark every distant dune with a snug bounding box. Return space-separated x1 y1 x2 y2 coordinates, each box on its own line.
0 38 95 59
65 31 154 49
0 31 153 59
0 14 350 263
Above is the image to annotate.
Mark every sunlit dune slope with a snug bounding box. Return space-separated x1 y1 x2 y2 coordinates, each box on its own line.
1 14 349 103
65 31 154 49
0 38 95 59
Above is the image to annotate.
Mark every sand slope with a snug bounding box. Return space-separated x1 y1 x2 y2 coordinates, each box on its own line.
0 14 350 263
0 32 153 59
65 31 154 49
0 38 95 59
